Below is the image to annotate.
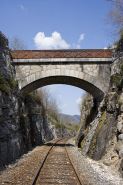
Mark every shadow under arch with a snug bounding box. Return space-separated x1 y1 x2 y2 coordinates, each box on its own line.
20 76 104 100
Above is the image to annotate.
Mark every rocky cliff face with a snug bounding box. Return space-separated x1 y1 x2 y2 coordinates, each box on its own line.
22 93 76 147
0 31 26 167
76 51 123 177
0 32 75 168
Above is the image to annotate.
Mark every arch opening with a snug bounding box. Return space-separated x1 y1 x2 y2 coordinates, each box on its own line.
20 76 104 100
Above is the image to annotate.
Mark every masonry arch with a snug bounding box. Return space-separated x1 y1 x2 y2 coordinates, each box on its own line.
19 68 107 100
12 49 112 100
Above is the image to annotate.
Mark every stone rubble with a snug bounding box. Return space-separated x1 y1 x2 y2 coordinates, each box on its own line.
67 138 123 185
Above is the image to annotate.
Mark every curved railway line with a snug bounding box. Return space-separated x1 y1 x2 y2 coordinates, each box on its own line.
31 137 83 185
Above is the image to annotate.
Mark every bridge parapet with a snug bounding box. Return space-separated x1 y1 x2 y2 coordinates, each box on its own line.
11 49 112 59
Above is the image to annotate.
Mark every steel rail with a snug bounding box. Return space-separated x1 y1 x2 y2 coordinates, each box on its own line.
30 138 64 185
65 139 83 185
31 137 83 185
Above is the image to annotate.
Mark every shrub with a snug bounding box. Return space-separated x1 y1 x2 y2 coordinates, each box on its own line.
8 73 17 88
112 74 121 87
0 72 10 94
28 92 37 102
28 92 41 103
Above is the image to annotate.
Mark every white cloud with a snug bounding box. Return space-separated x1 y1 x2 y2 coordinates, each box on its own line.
76 44 80 49
18 5 25 10
104 47 108 49
76 98 82 105
34 31 70 49
78 34 85 42
73 43 80 49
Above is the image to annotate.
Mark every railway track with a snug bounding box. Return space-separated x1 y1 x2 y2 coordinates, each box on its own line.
31 137 83 185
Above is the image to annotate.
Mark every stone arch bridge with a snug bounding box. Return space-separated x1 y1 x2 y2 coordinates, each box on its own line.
11 49 112 100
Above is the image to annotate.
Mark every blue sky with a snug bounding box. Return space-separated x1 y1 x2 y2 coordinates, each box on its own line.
0 0 112 115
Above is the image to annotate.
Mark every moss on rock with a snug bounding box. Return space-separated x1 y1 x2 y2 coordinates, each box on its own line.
81 125 90 151
112 74 121 87
89 111 106 158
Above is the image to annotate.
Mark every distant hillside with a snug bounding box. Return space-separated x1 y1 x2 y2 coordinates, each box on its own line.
60 113 80 125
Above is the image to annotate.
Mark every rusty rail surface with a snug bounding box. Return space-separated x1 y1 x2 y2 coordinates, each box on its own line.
11 49 112 59
31 137 83 185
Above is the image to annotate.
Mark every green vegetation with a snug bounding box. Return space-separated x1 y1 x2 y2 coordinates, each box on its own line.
28 92 37 101
112 63 123 87
114 93 123 105
117 95 123 105
120 63 123 75
8 73 17 88
0 72 10 94
28 92 41 103
75 125 78 131
48 115 74 130
89 111 106 158
89 103 92 111
50 120 65 129
112 74 121 87
0 72 18 94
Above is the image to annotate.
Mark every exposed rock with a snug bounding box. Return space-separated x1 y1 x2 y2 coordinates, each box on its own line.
119 145 123 158
76 51 123 177
117 122 123 133
0 32 25 167
105 92 117 113
118 134 123 140
119 159 123 178
0 31 75 168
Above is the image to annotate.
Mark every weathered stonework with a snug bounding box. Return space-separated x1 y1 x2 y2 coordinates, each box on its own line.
14 62 111 100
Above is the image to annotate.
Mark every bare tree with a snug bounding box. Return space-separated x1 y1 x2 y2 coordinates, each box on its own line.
106 0 123 37
37 87 51 110
9 35 28 50
79 92 89 112
37 87 60 121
